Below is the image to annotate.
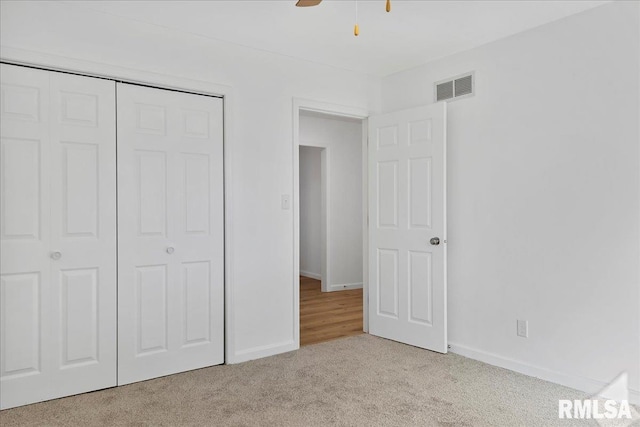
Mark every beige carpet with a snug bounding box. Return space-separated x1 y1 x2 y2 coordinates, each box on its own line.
1 335 599 426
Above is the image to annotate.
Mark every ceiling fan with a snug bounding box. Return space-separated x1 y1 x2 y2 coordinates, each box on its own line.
296 0 390 11
295 0 323 6
296 0 392 36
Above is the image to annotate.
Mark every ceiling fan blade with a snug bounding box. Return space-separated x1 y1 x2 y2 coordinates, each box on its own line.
296 0 322 7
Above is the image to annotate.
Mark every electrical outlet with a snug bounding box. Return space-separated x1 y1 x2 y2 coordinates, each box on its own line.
517 320 528 338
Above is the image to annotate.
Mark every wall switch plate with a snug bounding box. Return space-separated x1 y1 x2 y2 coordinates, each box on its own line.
281 194 291 210
517 319 528 338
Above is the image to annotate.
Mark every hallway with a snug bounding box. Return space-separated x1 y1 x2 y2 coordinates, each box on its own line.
299 276 363 346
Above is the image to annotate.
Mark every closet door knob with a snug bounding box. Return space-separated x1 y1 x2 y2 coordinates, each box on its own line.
166 247 175 255
50 251 62 260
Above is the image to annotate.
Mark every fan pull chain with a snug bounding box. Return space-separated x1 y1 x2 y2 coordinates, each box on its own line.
354 0 359 36
353 0 389 37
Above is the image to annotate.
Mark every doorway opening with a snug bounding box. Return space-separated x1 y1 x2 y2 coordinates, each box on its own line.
294 99 448 354
297 109 366 346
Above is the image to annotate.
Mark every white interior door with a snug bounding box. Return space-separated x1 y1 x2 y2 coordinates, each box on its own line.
1 64 117 409
368 103 447 352
116 83 224 385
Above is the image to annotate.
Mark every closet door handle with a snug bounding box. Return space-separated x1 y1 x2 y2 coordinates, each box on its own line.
50 251 62 260
166 247 175 255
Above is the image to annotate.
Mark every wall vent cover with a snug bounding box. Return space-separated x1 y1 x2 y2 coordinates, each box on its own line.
435 72 474 102
436 81 454 102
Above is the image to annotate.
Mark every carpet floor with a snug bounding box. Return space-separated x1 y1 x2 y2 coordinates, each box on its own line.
0 335 605 426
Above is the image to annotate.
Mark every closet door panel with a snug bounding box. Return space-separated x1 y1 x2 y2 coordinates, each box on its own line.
49 72 117 393
1 65 52 410
117 83 223 385
0 64 116 410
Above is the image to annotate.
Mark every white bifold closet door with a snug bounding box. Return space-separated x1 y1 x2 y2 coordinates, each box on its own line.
116 83 224 385
0 64 117 409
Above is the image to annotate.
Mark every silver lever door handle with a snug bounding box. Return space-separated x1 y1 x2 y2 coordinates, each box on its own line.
50 251 62 260
430 237 440 246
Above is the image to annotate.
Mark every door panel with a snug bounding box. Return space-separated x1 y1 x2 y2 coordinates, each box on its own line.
60 268 99 367
60 142 99 237
117 83 224 385
408 251 432 325
0 273 40 378
377 161 398 228
183 153 210 234
137 150 168 236
368 103 447 353
377 249 399 318
136 264 169 355
1 66 50 410
49 71 117 397
182 261 211 346
1 139 41 239
408 157 432 228
0 64 116 409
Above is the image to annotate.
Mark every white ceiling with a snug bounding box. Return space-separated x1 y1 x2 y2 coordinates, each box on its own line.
71 0 608 77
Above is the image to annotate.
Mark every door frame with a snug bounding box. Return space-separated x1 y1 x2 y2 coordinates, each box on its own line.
0 47 237 363
292 98 370 348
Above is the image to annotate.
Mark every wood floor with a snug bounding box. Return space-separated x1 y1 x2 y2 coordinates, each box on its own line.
300 276 363 346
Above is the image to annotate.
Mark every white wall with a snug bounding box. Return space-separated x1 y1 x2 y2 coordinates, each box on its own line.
299 146 322 279
300 113 363 290
382 1 640 401
0 0 381 363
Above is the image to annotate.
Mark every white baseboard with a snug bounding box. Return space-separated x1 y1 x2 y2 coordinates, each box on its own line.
299 270 321 280
230 340 297 364
328 282 363 291
448 342 640 406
